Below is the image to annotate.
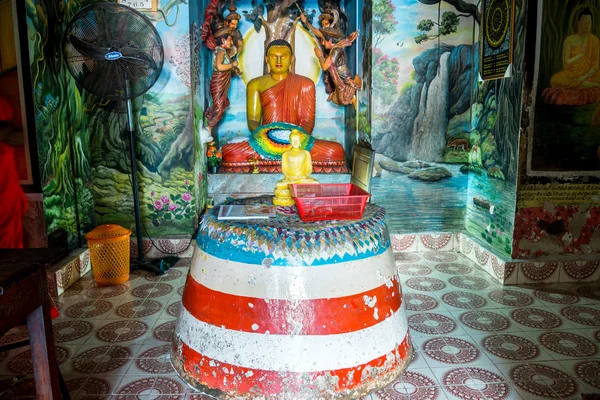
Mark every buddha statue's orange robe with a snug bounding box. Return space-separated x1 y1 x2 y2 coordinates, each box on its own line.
221 73 346 169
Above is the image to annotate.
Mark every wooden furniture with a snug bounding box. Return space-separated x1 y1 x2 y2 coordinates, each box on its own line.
350 145 375 194
0 248 68 400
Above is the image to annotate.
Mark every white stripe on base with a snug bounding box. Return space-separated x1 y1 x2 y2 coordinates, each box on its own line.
189 246 398 300
175 302 409 372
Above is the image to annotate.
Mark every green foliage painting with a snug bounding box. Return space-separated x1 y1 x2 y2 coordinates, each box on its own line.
26 0 100 248
373 0 397 48
372 48 400 107
26 0 198 248
414 12 460 44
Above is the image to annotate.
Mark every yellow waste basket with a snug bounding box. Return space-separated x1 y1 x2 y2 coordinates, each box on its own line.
85 224 132 286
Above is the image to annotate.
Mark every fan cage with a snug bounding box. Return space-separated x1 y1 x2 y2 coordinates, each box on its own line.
63 2 164 101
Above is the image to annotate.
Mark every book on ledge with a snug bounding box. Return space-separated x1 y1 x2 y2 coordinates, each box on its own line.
217 205 277 220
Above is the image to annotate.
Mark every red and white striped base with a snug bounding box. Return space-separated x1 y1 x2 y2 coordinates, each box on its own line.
171 246 411 399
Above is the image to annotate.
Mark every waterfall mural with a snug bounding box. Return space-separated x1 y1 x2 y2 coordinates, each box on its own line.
369 0 525 257
370 0 478 232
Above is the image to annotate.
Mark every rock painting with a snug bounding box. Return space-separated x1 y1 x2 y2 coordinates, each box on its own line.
370 0 478 233
370 0 526 259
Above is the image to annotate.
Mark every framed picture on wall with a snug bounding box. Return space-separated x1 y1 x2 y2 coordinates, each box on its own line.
527 0 600 176
480 0 516 80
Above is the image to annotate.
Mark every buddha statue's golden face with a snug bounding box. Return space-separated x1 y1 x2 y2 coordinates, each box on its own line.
266 45 294 74
290 131 302 148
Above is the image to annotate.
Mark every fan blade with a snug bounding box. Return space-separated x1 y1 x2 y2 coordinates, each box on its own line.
68 34 111 61
119 47 158 70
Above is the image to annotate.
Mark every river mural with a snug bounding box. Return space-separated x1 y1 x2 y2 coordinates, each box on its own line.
369 0 525 258
370 0 478 233
26 0 197 249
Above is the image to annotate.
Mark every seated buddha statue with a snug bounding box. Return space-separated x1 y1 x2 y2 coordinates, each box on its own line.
220 39 348 173
273 129 319 206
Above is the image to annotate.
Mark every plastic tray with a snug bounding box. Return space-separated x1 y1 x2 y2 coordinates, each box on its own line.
290 183 371 222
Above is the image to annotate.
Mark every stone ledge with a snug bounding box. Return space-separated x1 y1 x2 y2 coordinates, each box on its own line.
47 248 91 299
208 173 351 205
49 236 194 297
390 232 600 286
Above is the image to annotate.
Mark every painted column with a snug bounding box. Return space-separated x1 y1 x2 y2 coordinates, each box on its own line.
171 198 411 399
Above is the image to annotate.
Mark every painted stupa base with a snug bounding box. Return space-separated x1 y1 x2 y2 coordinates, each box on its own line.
171 196 411 399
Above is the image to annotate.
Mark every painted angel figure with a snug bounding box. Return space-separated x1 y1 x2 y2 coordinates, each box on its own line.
300 10 362 108
202 0 244 58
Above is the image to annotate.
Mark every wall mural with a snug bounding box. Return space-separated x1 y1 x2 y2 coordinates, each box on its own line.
370 0 478 233
368 0 525 258
26 0 197 249
529 0 600 172
466 0 526 257
514 184 600 257
26 0 97 248
89 4 195 238
358 0 372 146
207 0 349 148
89 0 196 236
191 3 209 218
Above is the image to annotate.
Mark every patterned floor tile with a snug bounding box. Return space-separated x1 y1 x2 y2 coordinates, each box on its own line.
529 330 599 361
509 363 578 399
5 251 600 399
498 307 575 332
481 332 556 363
374 369 445 400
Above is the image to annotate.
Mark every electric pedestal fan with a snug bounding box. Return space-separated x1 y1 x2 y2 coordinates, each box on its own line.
63 3 173 275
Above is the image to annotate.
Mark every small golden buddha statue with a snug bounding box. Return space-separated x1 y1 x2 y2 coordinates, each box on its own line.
273 130 319 206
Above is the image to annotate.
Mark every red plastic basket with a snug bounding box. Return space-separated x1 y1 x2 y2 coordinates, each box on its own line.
290 183 371 222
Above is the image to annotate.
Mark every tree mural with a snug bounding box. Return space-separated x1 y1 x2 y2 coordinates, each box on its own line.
414 12 461 44
414 0 480 45
26 0 194 246
372 48 400 106
372 0 396 48
371 0 398 113
418 0 480 22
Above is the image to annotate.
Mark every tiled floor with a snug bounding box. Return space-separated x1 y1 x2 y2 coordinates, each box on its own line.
1 252 600 399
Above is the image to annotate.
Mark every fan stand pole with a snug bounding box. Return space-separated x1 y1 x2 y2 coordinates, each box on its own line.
125 77 168 276
126 97 145 264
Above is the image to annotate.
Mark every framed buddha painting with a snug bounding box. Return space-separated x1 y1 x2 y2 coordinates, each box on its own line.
528 0 600 175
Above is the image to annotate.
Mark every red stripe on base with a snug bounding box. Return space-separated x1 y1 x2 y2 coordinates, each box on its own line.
177 335 411 397
181 274 401 335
